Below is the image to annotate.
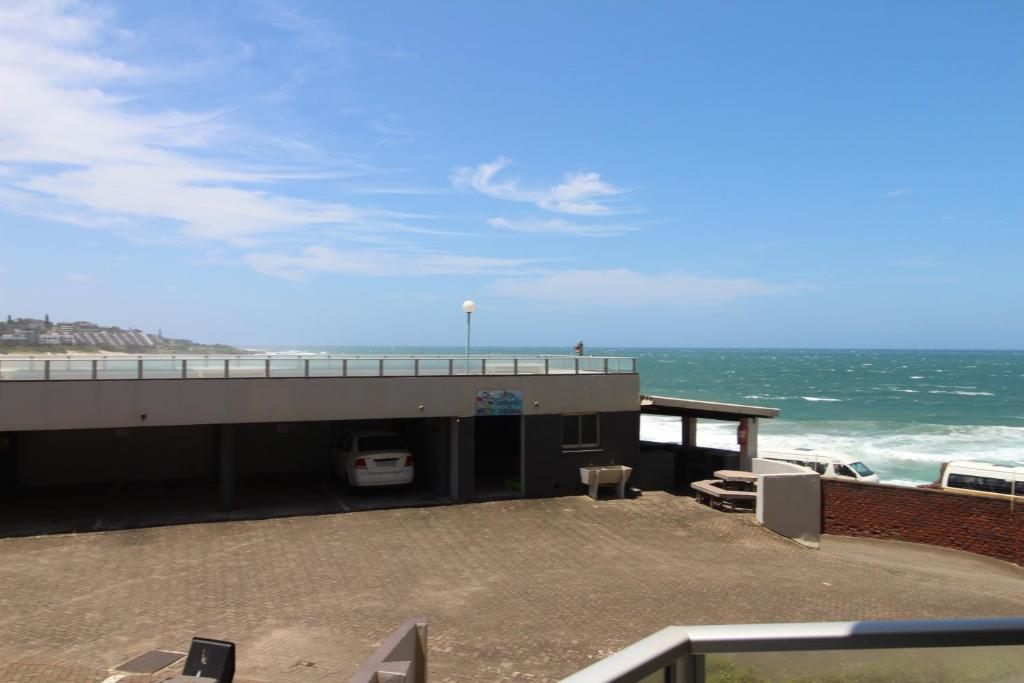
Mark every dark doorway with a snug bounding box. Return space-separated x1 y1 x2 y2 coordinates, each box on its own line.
474 416 522 498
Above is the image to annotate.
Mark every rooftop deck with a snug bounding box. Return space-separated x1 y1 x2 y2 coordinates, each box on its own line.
0 353 636 381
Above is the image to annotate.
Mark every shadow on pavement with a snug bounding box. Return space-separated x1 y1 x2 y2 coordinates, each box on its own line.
0 474 450 537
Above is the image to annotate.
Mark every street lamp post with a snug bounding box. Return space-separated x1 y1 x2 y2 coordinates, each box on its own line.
462 300 476 358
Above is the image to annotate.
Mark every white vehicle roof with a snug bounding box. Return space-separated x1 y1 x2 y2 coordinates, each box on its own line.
758 448 865 465
944 461 1024 480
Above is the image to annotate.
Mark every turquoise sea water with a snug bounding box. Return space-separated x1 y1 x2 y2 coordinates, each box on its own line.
256 346 1024 485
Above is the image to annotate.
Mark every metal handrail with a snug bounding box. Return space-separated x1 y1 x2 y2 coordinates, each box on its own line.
560 618 1024 683
0 354 638 381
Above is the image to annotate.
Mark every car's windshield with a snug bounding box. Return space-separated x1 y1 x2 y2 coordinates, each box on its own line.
358 435 406 452
849 461 874 477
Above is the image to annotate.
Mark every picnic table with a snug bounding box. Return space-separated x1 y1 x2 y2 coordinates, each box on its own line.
691 479 757 512
714 470 758 486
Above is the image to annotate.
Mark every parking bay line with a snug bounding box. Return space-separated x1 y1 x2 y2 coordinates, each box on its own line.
324 482 351 512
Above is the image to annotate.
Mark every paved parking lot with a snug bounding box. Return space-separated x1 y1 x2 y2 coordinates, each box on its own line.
1 491 1023 682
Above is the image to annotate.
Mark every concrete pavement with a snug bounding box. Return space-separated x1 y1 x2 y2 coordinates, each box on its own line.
0 492 1022 681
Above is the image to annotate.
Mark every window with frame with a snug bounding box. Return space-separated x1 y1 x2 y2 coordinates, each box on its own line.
562 413 599 449
834 464 857 479
947 473 1013 495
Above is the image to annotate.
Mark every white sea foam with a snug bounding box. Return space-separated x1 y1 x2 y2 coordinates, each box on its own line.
910 376 924 379
801 396 841 402
640 416 1024 485
928 390 994 396
251 349 324 356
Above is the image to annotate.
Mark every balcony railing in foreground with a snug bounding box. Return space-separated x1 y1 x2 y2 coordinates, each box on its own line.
560 618 1024 683
0 354 637 381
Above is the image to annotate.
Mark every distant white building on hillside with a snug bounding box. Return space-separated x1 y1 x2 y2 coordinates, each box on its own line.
68 329 156 347
0 329 38 343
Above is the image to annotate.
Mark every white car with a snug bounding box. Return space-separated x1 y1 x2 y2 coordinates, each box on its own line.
332 430 415 487
757 448 880 483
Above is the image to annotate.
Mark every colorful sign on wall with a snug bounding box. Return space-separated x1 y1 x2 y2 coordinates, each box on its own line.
474 389 523 416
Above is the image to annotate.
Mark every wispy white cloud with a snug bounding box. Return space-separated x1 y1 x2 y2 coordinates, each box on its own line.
490 269 800 307
243 245 533 281
67 273 93 284
258 4 416 62
259 3 342 50
453 157 626 216
883 189 912 198
0 2 384 247
892 257 938 268
0 0 462 259
346 186 450 196
370 113 415 141
488 216 633 237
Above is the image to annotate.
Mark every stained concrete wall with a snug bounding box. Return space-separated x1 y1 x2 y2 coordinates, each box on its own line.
522 411 638 498
753 458 821 548
401 417 451 497
0 373 639 432
752 458 809 476
632 444 677 492
17 425 219 486
455 417 475 501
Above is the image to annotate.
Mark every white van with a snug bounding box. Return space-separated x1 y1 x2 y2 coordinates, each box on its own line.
939 461 1023 500
757 448 880 483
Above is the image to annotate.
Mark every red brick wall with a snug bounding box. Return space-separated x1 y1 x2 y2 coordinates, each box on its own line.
822 479 1024 567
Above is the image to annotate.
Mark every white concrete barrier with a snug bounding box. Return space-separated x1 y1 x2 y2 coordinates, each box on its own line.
753 459 821 548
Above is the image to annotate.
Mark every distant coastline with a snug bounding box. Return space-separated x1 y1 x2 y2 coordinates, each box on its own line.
0 344 243 356
0 316 241 355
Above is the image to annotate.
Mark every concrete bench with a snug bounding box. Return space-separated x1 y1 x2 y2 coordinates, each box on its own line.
580 465 633 500
691 479 757 512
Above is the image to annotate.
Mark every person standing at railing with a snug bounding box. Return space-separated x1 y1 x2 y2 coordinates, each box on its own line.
574 341 584 356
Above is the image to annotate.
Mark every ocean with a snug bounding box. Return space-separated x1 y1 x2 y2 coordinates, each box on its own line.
255 346 1024 486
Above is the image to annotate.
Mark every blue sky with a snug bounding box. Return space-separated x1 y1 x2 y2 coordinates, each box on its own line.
1 1 1022 349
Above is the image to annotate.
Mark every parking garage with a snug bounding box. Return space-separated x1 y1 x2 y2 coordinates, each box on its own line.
0 354 640 534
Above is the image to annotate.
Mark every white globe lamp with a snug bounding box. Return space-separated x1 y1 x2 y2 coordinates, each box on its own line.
462 300 476 357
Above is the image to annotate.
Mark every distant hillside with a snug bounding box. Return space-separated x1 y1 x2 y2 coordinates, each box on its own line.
0 316 242 354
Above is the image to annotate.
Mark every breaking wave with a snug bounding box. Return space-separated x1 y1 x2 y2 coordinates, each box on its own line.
640 415 1024 485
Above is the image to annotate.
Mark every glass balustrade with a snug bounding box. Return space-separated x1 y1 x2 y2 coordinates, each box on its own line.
0 354 637 380
560 619 1024 683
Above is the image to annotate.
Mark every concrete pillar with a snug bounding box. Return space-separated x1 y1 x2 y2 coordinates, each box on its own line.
455 417 475 503
681 417 697 449
449 418 459 501
218 424 235 511
738 417 758 471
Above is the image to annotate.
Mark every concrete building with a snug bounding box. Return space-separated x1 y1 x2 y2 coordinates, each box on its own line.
68 329 155 346
0 354 640 508
0 329 38 344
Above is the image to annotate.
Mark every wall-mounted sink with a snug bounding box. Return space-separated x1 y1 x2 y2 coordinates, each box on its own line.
579 465 633 500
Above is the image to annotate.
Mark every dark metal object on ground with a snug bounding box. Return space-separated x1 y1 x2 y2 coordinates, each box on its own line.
182 637 235 683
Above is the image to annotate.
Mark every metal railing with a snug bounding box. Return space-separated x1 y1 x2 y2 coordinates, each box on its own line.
560 618 1024 682
0 354 638 381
